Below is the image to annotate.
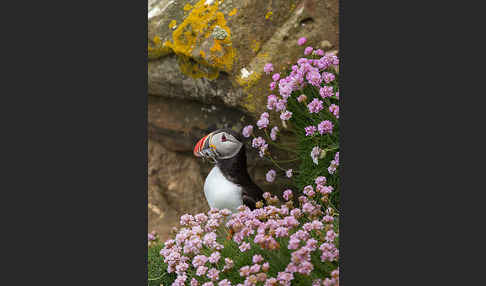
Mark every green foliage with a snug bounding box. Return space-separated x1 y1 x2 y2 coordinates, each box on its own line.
148 240 177 286
147 55 340 286
286 66 340 209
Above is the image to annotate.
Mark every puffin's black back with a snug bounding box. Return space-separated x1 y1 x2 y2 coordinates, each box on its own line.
215 129 264 209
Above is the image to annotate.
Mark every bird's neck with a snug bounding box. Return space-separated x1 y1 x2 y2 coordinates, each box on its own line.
216 147 253 186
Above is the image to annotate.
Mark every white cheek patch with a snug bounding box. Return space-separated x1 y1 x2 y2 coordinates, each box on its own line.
217 142 243 159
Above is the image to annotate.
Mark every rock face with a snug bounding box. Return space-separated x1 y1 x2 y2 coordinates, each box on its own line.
147 0 338 239
148 0 339 115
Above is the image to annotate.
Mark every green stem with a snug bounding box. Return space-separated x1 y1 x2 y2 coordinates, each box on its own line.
263 129 298 154
274 158 300 163
266 155 288 172
148 273 167 281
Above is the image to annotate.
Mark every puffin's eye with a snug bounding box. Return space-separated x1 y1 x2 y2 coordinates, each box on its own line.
221 134 227 142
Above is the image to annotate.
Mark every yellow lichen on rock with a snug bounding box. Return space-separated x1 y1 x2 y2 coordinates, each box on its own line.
168 20 177 29
183 3 193 11
177 54 219 80
265 11 273 20
252 40 261 53
236 70 261 89
229 8 238 16
164 0 236 80
148 36 172 60
242 93 257 113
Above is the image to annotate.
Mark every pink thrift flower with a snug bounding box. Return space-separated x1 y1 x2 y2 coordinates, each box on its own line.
290 208 301 217
176 262 189 273
262 262 270 272
317 185 333 195
302 202 316 213
326 230 337 242
304 46 314 55
323 215 334 223
288 238 300 250
258 144 268 157
264 278 277 286
315 49 325 56
269 81 277 90
275 99 287 112
320 86 334 98
196 265 208 276
286 169 293 178
303 185 315 197
307 98 324 113
239 242 251 252
148 233 155 241
335 91 339 99
252 137 266 148
298 37 307 46
242 125 253 138
253 254 264 264
272 73 280 82
318 120 333 135
203 232 217 247
323 278 334 286
267 94 278 110
275 227 289 238
270 126 279 141
322 72 336 83
283 189 293 201
306 70 322 87
180 214 194 226
250 264 261 273
263 192 271 199
277 272 294 284
191 278 199 286
264 63 274 75
298 195 308 204
194 213 208 224
311 146 322 165
207 268 220 281
305 126 317 136
297 261 314 275
257 112 270 129
218 280 231 286
329 104 339 118
280 110 293 121
328 161 338 174
315 176 327 186
192 255 208 268
331 268 339 279
297 94 307 103
202 283 214 286
266 169 276 182
240 265 251 277
208 251 221 264
224 258 234 270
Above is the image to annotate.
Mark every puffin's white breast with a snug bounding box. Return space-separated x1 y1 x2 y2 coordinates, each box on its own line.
204 166 243 214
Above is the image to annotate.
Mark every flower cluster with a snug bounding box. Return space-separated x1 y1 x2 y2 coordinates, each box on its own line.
153 37 341 286
251 136 268 158
328 152 340 175
160 174 339 286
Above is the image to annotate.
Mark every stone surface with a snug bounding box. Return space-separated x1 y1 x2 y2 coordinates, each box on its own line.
148 0 339 115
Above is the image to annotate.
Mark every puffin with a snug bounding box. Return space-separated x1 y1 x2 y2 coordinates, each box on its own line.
193 128 264 213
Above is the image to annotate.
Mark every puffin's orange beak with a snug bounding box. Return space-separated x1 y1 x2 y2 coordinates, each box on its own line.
193 133 211 157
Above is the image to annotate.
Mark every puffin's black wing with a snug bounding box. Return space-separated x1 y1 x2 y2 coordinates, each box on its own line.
241 183 264 210
214 135 264 210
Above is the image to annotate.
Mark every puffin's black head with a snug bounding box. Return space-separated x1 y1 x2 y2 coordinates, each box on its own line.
193 129 244 162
